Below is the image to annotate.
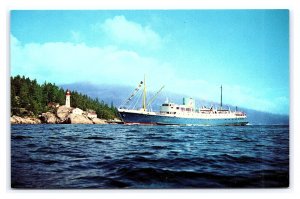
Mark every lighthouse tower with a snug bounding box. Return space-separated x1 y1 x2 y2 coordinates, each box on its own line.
65 89 71 108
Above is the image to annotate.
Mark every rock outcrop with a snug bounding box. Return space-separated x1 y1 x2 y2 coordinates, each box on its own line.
91 118 107 124
11 115 41 124
68 113 93 124
56 105 73 123
107 118 123 124
40 112 57 124
11 105 110 125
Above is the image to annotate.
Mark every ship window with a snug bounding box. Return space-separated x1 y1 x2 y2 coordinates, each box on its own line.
176 107 179 109
162 104 168 106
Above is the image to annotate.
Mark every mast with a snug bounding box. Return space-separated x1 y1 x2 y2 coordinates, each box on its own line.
220 85 223 109
143 74 147 111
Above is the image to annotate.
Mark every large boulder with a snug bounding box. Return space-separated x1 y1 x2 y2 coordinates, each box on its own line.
68 113 93 124
91 118 107 124
41 112 58 124
56 105 73 123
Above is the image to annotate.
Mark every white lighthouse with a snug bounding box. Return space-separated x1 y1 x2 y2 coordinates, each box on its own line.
65 89 71 108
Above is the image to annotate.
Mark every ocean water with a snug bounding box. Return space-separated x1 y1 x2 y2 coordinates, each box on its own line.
11 124 289 188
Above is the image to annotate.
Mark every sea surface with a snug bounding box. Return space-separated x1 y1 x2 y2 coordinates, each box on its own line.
11 124 289 188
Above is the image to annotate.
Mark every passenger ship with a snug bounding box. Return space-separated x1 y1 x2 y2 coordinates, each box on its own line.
118 77 248 126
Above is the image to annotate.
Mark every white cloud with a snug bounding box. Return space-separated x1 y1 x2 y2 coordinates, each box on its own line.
10 34 171 88
100 15 162 49
10 34 287 114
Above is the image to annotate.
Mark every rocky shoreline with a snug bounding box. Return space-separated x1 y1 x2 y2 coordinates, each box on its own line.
11 105 122 125
11 115 42 124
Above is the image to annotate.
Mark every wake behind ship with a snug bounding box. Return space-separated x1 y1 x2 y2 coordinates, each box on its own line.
118 77 248 126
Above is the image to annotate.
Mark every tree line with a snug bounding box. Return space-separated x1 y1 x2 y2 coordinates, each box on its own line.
11 75 118 119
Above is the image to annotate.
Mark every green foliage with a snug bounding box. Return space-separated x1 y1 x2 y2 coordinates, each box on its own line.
10 75 118 119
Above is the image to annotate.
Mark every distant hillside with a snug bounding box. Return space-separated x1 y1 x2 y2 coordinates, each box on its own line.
60 82 289 125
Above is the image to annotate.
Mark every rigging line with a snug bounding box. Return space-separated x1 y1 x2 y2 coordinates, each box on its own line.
129 90 138 109
120 95 131 108
132 89 143 109
146 92 154 111
120 81 143 108
146 85 165 107
128 88 139 109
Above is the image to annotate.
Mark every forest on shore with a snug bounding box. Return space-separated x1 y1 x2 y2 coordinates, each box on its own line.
11 75 118 120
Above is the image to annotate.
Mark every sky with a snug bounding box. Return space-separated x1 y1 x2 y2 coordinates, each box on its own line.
10 10 289 114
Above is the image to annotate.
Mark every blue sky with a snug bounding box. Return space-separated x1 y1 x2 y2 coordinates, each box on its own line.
10 10 289 114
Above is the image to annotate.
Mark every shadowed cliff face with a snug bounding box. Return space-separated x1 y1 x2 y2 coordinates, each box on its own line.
60 82 289 125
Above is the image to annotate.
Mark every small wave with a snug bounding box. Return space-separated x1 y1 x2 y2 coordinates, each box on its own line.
37 159 61 165
62 135 78 142
26 143 37 148
75 175 108 182
151 145 168 150
144 135 164 140
63 152 87 159
12 135 33 140
130 156 161 164
218 154 262 164
127 151 154 156
34 146 53 153
232 136 252 143
48 136 58 140
69 164 92 170
116 167 226 187
83 136 114 140
125 129 140 133
20 158 61 165
107 179 130 188
160 138 182 143
74 175 130 188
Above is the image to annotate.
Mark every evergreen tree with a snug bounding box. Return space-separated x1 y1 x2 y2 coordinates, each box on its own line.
10 75 118 119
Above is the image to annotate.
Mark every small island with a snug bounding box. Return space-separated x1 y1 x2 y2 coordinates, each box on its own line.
10 75 122 124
